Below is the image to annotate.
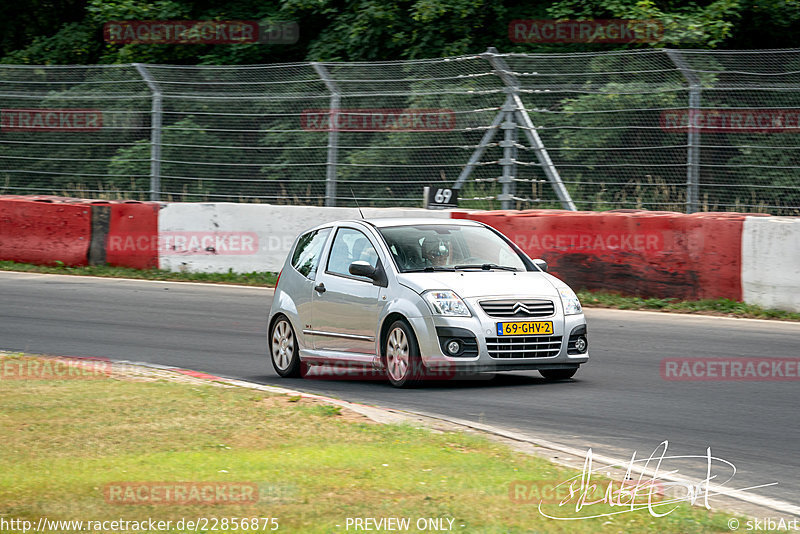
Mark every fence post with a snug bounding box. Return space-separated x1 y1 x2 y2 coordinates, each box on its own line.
498 99 518 209
133 63 162 202
666 50 701 214
312 63 340 207
452 100 506 190
484 48 576 211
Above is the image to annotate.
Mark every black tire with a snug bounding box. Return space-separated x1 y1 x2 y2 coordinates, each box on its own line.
539 367 578 381
384 319 423 388
270 315 304 378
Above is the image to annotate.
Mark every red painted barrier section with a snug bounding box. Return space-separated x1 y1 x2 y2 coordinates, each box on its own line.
0 194 765 302
454 209 760 300
0 196 92 266
100 201 160 270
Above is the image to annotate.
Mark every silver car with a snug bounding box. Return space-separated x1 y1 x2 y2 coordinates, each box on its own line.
268 218 589 387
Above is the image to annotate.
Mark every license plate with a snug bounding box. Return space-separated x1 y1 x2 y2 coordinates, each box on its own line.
496 321 553 336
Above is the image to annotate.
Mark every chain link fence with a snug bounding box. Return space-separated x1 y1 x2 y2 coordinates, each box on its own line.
1 49 799 214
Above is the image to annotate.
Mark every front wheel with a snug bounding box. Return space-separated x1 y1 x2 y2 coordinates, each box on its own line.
539 367 578 381
270 316 304 378
384 320 423 388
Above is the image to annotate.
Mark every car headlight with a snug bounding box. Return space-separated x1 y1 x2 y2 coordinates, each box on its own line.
423 290 471 317
558 287 582 315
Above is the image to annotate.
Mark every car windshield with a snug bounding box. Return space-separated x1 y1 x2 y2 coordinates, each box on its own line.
377 224 527 273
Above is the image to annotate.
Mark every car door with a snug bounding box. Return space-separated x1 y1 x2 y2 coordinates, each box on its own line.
285 227 332 339
310 226 385 359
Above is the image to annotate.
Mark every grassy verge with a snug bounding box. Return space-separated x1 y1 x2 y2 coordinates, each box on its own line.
0 352 738 533
2 260 797 321
0 260 277 286
576 290 800 321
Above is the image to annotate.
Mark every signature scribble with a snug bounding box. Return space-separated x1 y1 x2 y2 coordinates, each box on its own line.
538 440 778 520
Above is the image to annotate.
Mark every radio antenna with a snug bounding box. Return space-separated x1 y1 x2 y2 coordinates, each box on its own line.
350 188 364 219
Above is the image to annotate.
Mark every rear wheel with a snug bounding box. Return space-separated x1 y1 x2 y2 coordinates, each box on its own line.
384 320 423 388
270 316 304 378
539 367 578 381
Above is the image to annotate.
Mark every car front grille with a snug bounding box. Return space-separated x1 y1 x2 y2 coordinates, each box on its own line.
479 299 555 318
486 336 562 359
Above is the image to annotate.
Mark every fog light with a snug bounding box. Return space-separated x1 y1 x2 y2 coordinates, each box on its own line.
446 340 461 355
575 336 587 353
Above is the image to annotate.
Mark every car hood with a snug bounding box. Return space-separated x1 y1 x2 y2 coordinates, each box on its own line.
396 270 561 299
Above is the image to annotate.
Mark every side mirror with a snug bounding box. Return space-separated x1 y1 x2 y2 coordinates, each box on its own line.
533 259 548 272
349 260 377 278
349 260 389 287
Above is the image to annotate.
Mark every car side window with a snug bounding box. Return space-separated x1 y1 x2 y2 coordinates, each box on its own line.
326 228 379 279
290 228 331 279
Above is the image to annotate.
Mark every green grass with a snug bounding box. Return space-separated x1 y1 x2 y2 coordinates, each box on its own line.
2 260 797 321
0 353 740 533
577 290 800 321
0 260 277 286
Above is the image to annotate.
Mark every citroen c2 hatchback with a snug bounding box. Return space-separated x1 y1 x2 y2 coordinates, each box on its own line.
268 218 588 387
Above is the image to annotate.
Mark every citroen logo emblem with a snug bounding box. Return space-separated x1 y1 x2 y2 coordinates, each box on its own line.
513 302 530 314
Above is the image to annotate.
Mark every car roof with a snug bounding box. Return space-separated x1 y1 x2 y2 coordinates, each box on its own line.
344 217 483 229
302 217 484 235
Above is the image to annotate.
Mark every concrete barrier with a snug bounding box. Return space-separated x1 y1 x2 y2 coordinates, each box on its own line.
742 217 800 312
0 196 92 266
158 203 450 273
454 209 751 301
100 201 160 270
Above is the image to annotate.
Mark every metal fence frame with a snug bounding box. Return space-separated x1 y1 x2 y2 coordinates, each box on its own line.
124 49 574 209
2 48 799 214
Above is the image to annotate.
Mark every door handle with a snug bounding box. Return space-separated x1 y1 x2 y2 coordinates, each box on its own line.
314 283 326 293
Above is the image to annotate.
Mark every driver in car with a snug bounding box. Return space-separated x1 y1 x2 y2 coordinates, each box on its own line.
421 237 451 267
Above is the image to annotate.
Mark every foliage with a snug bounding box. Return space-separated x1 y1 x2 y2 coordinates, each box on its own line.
1 0 798 65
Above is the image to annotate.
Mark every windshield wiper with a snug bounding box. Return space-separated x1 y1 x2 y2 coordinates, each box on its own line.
454 264 518 271
404 266 456 272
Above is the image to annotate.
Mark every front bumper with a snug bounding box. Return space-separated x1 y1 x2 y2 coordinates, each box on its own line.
408 296 589 373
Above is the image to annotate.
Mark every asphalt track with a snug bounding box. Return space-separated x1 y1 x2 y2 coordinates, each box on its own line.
1 271 798 511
